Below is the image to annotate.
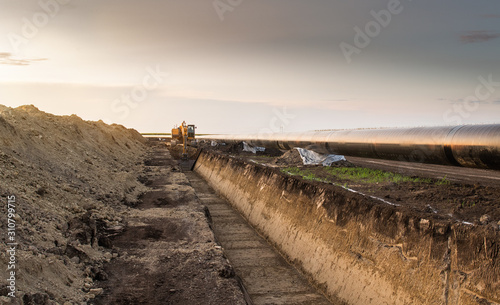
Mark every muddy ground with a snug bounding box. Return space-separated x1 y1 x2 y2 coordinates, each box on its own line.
200 141 500 227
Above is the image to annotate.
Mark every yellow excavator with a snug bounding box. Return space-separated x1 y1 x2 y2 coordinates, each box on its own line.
171 121 196 160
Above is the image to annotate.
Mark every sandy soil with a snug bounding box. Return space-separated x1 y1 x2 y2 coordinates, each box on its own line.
0 105 148 304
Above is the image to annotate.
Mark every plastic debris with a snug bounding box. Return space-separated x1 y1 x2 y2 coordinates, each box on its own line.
295 147 346 166
242 142 266 154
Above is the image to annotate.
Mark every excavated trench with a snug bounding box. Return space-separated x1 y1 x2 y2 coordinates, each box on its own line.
192 150 500 305
184 171 332 305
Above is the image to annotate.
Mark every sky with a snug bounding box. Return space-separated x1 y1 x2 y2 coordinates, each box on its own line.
0 0 499 134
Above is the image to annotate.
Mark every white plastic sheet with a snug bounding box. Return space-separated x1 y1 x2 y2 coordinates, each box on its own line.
242 142 266 154
295 147 346 166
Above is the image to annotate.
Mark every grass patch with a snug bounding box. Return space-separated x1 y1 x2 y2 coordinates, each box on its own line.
435 176 451 185
280 167 327 183
325 167 433 184
281 166 437 185
281 167 305 176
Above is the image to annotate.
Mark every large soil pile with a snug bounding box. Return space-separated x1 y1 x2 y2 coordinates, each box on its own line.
0 105 148 304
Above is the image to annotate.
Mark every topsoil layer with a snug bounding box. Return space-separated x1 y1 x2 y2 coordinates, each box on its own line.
204 142 500 227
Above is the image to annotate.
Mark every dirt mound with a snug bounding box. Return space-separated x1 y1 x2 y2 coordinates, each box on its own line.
273 148 303 166
0 105 148 303
168 144 199 160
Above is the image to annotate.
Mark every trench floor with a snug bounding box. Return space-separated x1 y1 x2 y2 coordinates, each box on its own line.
184 171 332 305
93 144 246 305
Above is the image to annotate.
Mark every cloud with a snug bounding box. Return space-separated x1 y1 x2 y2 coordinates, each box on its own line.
0 52 47 66
447 98 486 105
460 31 500 44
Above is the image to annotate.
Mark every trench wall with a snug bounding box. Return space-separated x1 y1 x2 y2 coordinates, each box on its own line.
194 151 500 305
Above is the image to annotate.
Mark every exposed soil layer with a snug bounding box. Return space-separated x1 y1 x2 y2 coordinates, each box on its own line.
185 171 332 305
167 142 199 160
0 105 148 304
194 150 500 305
289 166 500 225
203 142 500 226
92 142 246 305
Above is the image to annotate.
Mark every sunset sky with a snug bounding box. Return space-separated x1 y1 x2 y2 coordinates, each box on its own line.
1 0 499 133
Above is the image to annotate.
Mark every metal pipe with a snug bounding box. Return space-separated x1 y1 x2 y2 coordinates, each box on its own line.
200 124 500 170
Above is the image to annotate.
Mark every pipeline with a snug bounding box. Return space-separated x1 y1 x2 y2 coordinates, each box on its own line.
200 124 500 170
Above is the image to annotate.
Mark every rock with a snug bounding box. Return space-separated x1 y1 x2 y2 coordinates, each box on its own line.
480 214 491 224
70 256 80 264
419 219 430 231
28 245 39 254
107 225 124 233
104 252 113 261
218 265 235 278
89 288 103 296
22 293 50 305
